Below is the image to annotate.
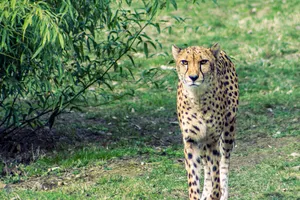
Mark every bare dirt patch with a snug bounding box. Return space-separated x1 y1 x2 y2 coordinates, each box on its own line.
9 156 152 191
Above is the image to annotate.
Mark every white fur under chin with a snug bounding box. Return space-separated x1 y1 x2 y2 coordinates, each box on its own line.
183 82 209 105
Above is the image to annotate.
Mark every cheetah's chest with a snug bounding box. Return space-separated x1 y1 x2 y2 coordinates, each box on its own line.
177 84 225 143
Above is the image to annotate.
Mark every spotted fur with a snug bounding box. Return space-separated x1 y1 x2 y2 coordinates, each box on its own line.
172 44 239 200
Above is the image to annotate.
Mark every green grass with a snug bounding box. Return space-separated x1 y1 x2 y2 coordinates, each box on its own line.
1 0 300 199
1 141 299 199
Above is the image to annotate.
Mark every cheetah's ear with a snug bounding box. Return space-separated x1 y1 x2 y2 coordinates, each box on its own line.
172 45 181 60
210 43 221 59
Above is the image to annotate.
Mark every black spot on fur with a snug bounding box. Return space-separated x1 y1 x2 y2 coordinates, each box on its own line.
213 150 220 156
212 166 217 171
193 125 200 131
190 129 197 135
207 156 211 161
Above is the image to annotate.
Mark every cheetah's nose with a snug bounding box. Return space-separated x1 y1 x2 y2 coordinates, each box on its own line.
189 75 199 82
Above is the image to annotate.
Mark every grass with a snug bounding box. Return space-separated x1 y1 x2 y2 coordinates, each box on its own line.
1 0 300 199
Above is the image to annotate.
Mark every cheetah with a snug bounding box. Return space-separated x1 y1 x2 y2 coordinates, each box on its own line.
172 44 239 200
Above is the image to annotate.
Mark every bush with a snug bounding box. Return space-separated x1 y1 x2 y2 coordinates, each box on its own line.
0 0 180 137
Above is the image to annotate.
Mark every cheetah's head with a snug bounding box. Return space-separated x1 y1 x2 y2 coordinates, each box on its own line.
172 44 220 89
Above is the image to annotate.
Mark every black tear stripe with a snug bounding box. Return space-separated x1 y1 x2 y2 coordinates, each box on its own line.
200 65 205 83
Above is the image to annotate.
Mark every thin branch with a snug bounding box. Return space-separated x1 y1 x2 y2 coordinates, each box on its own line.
0 93 19 127
0 52 20 61
0 108 53 137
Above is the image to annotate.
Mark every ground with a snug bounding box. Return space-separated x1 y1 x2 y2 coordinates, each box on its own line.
1 0 300 199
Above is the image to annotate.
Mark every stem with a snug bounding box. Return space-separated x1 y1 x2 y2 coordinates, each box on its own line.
0 52 20 61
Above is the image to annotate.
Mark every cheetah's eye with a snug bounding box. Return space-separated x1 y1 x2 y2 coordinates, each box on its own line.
200 60 208 65
181 60 188 65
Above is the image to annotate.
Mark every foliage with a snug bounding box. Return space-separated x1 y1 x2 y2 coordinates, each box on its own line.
0 0 181 137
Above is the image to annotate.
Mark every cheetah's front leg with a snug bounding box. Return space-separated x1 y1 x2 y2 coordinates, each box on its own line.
201 162 212 200
184 142 202 200
207 144 222 200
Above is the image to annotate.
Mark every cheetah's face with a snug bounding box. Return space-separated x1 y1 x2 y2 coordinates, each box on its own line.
172 44 220 88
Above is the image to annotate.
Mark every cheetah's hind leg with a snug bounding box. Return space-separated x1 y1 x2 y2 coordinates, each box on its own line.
219 128 235 200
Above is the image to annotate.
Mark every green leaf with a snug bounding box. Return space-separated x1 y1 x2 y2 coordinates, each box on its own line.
170 0 177 10
11 0 16 10
58 33 65 49
32 45 44 59
1 29 7 49
127 55 136 68
103 81 113 91
125 0 132 6
154 23 161 33
22 14 33 39
146 40 156 50
140 33 151 40
126 55 136 79
20 53 26 65
150 0 159 17
168 26 172 34
70 106 83 112
86 36 90 51
67 0 74 20
184 26 188 33
144 42 149 58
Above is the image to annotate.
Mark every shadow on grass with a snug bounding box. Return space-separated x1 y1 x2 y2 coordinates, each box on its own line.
0 107 181 170
263 192 286 200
